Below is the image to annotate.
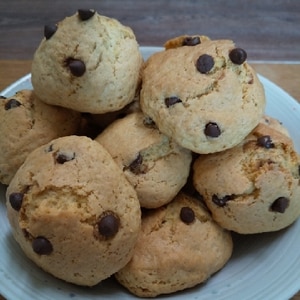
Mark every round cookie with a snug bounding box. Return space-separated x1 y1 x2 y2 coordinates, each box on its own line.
193 118 300 234
6 135 141 286
95 111 192 208
0 89 81 185
115 192 233 297
31 9 143 114
140 38 266 154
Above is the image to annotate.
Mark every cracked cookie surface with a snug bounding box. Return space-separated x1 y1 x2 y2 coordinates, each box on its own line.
31 10 143 114
193 116 300 233
6 135 141 286
140 38 266 154
115 192 233 297
0 89 81 185
95 111 192 208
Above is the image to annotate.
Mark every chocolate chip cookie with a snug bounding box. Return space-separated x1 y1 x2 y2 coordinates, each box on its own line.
31 9 143 114
140 38 266 154
95 111 192 208
115 192 233 297
0 89 81 185
193 117 300 233
6 135 141 286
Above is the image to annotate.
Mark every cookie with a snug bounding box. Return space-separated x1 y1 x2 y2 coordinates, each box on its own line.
257 115 291 140
193 117 300 234
31 9 143 114
115 192 233 297
0 90 81 185
164 34 211 49
6 135 141 286
140 38 266 154
95 111 192 208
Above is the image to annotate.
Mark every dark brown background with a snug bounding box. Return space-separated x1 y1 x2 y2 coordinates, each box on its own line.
0 0 300 61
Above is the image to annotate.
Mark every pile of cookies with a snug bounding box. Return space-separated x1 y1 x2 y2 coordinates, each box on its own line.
1 9 300 298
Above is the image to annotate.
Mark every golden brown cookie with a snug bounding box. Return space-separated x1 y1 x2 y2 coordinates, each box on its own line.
31 9 143 114
6 135 141 286
95 111 192 208
193 118 300 234
255 115 291 141
0 90 81 185
140 38 266 154
115 192 233 297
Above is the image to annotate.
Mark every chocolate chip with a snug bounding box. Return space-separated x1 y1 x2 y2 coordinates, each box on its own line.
32 236 53 255
9 192 24 211
257 135 275 149
55 152 75 164
180 207 195 224
270 197 289 213
212 194 234 207
98 212 120 238
182 36 201 46
78 9 96 21
165 96 182 108
65 58 86 77
229 48 247 65
196 54 214 74
44 24 57 40
5 99 21 110
125 153 145 174
204 122 221 137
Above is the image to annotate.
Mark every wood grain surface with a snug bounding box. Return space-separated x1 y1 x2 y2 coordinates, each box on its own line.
0 0 300 61
0 1 300 299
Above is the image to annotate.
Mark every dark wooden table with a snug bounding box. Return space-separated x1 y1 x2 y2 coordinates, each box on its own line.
1 0 300 61
1 1 300 299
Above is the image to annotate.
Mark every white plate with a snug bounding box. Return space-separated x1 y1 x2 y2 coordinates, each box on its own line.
1 47 300 300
